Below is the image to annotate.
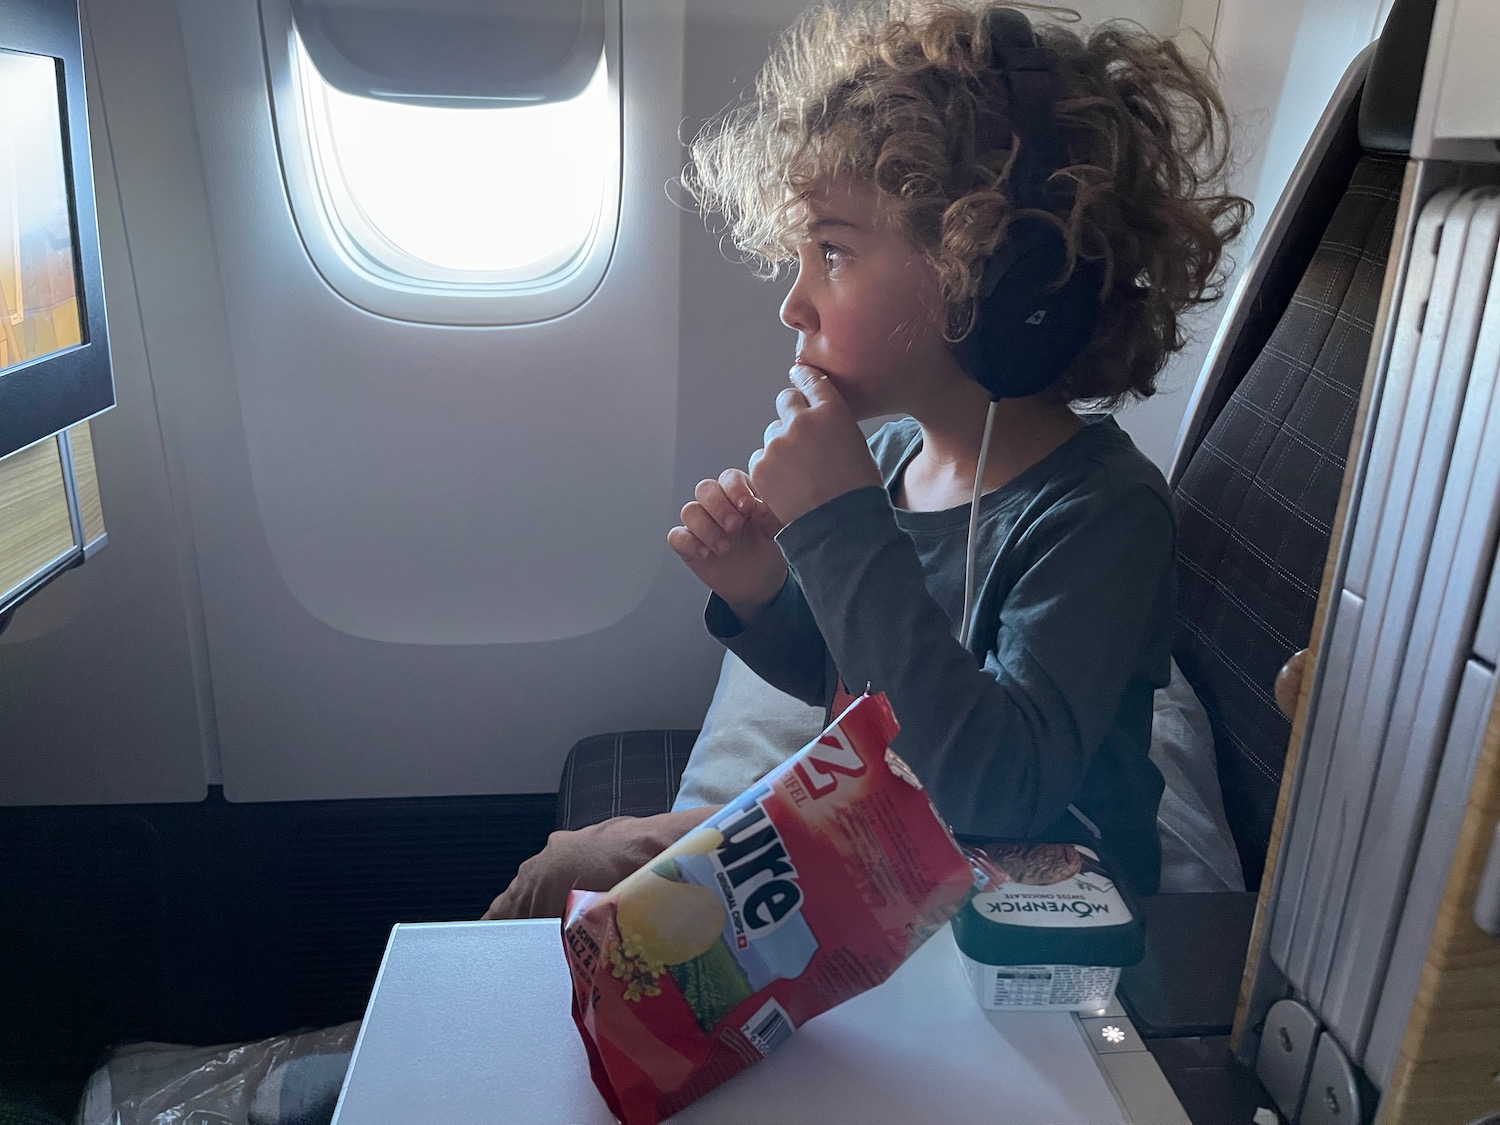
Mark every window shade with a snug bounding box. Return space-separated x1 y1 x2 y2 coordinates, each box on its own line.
288 0 604 106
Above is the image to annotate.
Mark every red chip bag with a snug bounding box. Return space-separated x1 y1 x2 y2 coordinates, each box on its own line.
561 692 975 1125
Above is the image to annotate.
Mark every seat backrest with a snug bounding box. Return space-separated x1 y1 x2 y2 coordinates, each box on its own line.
1169 0 1434 889
1174 154 1403 889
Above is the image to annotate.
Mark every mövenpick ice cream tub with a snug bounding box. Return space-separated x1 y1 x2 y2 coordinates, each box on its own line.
954 842 1144 1011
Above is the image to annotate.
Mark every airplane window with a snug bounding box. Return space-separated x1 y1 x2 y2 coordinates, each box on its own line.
297 38 610 278
273 19 621 325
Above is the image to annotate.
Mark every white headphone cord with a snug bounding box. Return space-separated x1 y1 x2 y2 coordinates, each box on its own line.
959 399 999 651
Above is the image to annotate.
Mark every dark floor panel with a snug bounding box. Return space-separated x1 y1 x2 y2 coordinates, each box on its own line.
0 1075 77 1125
1147 1035 1282 1125
0 812 163 1066
0 789 555 1073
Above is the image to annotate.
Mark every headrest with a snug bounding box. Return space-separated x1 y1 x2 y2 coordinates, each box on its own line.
1358 0 1438 155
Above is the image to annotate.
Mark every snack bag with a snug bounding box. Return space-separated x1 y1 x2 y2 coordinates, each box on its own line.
561 692 975 1125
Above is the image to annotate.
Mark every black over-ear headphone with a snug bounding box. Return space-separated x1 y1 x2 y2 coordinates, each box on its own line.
949 8 1104 400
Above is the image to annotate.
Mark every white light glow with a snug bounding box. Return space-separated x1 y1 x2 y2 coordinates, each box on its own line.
297 39 611 277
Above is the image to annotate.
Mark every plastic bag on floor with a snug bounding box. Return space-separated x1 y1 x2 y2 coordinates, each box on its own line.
74 1021 360 1125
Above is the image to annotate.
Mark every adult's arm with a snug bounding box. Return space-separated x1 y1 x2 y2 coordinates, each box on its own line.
481 806 720 920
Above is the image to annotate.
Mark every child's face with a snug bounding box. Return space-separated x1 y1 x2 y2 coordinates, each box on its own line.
779 179 957 419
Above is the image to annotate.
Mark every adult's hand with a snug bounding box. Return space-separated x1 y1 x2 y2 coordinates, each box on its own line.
1274 648 1309 719
481 806 720 921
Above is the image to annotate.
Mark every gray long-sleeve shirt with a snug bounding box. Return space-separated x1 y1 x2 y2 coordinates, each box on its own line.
705 415 1174 893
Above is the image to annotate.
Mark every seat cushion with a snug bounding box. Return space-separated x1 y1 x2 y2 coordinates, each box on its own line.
671 651 825 811
1173 154 1406 888
1153 660 1246 893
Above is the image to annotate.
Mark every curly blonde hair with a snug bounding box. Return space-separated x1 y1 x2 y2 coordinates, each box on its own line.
683 1 1251 406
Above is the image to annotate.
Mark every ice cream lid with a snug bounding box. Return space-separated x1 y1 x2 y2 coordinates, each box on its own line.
952 843 1144 968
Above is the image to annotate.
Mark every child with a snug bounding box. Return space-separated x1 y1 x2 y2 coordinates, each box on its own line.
485 0 1247 918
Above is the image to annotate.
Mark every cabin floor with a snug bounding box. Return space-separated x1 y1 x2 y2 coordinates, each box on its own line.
1148 1035 1284 1125
0 1076 77 1125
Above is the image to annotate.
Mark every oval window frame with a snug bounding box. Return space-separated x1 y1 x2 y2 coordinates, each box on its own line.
258 0 623 326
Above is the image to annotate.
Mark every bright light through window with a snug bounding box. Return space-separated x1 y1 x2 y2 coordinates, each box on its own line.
296 36 613 280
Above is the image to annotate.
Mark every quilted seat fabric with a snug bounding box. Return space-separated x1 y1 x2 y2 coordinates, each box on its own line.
1172 154 1405 887
554 729 698 831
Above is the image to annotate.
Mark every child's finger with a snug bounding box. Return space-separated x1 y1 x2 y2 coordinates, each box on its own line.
693 478 744 535
680 502 734 555
666 524 712 563
717 468 759 514
790 364 839 408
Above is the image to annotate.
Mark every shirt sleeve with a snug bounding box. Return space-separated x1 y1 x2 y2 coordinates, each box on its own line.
767 480 1175 839
705 572 830 707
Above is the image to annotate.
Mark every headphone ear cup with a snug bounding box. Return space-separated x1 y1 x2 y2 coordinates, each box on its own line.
952 221 1103 399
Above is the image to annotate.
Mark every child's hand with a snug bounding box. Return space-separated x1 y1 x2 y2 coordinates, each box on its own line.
668 468 788 622
750 365 882 525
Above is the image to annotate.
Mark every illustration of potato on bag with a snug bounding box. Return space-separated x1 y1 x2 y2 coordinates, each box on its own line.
561 692 978 1125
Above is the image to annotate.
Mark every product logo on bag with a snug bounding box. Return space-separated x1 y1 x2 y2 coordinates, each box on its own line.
792 724 867 799
712 792 806 947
